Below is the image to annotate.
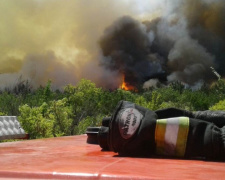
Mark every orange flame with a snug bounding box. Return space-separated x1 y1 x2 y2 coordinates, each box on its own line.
120 75 137 91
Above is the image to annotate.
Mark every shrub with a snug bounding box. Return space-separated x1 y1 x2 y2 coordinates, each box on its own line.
74 115 104 135
1 78 224 140
0 92 22 115
64 79 104 134
18 103 53 139
49 98 73 136
209 99 225 111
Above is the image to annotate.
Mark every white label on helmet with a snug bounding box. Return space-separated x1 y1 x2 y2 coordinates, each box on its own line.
119 108 143 139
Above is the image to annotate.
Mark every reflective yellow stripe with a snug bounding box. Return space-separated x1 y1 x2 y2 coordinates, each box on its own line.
155 117 189 157
164 118 179 155
175 117 189 157
155 119 167 155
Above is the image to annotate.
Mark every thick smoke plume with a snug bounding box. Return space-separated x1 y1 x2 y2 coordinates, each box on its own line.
0 0 140 90
0 0 224 90
99 16 164 88
100 0 225 88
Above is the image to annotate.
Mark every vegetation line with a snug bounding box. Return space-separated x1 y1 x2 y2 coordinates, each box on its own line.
1 78 225 140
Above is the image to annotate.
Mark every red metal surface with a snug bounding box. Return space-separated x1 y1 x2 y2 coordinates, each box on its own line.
0 135 224 180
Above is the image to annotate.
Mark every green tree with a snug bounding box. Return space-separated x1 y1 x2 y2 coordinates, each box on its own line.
43 80 53 102
0 92 22 115
18 103 53 139
0 77 224 141
75 114 103 135
210 99 225 111
64 79 104 134
49 98 73 136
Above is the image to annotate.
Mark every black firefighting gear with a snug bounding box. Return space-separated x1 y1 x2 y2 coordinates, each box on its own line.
86 101 225 160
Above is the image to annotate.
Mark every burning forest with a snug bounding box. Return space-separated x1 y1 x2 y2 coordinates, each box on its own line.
99 0 225 90
0 0 224 90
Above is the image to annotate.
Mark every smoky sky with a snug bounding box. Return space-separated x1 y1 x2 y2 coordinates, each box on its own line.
0 0 143 90
0 0 224 90
99 0 225 88
99 16 165 87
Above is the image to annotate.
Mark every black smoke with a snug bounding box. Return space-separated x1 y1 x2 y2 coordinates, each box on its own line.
99 0 225 89
99 16 165 88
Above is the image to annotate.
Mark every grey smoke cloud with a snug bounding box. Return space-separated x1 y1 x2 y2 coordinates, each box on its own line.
0 0 148 90
99 16 165 87
100 0 224 88
0 0 224 90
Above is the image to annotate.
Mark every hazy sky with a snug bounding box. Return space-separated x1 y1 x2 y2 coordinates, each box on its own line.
0 0 165 89
0 0 224 89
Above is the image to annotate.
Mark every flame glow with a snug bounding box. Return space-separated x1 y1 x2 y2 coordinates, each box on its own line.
120 75 137 91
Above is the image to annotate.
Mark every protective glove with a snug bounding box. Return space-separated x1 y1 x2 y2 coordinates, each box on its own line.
155 108 225 128
88 101 225 160
107 100 157 156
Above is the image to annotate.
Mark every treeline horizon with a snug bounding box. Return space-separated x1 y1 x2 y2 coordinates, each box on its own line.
1 78 225 140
